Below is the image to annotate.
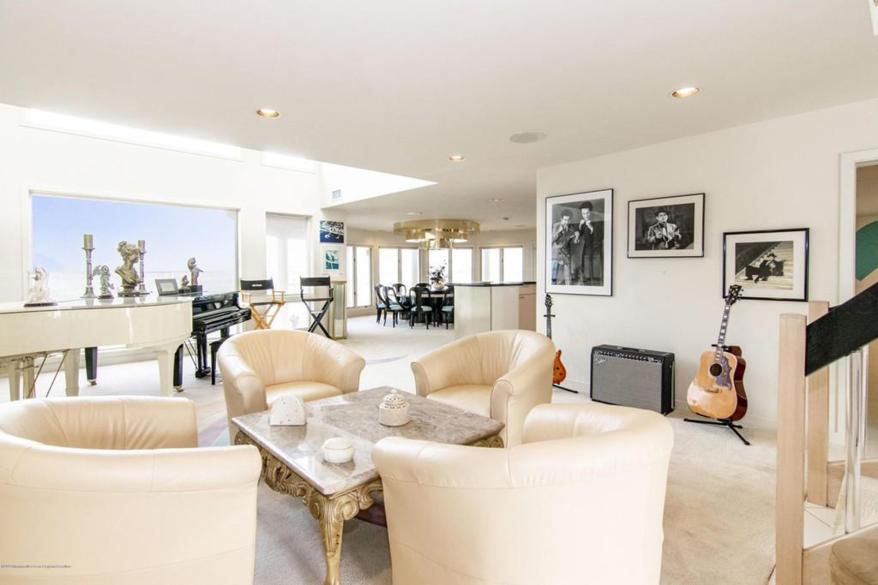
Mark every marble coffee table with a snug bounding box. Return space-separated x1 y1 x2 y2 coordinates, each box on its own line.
232 386 504 585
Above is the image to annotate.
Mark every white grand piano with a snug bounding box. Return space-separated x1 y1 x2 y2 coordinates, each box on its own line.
0 296 192 399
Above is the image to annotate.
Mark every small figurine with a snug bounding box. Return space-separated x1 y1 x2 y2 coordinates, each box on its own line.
115 241 141 297
24 267 56 307
93 264 115 299
187 257 203 287
180 275 190 289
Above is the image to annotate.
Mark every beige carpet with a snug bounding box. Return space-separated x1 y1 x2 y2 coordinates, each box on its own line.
0 316 778 585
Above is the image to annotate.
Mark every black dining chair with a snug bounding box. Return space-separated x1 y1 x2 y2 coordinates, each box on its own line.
383 286 406 327
393 283 408 298
374 284 387 324
440 287 455 329
409 287 433 329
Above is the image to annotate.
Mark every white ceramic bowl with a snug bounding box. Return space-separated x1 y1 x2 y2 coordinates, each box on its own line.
322 437 354 464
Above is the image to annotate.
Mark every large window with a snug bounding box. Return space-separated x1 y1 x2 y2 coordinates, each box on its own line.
451 248 473 283
379 247 420 287
481 246 524 283
346 245 372 308
265 213 308 290
31 194 237 299
427 249 449 283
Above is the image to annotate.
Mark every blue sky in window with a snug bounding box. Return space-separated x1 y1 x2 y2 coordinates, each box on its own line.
32 195 237 298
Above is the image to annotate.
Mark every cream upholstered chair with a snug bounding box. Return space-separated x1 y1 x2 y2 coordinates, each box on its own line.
0 396 261 585
410 330 554 446
218 329 365 439
373 402 674 585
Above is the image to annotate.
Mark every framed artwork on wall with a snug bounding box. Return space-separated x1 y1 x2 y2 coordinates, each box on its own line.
319 220 345 244
323 247 341 271
627 193 705 258
722 228 809 301
545 188 613 296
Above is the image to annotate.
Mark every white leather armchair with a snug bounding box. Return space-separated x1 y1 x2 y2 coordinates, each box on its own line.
373 402 674 585
0 396 262 585
411 330 554 446
218 329 365 440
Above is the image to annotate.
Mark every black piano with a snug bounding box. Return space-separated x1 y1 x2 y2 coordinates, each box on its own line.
182 291 251 382
85 292 251 389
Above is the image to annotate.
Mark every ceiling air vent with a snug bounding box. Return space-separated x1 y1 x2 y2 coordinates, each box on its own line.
331 189 342 201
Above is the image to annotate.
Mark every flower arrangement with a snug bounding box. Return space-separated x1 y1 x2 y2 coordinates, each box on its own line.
429 262 447 289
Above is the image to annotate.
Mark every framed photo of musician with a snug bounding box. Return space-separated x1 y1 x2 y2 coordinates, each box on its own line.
545 188 613 296
722 228 810 301
627 193 705 258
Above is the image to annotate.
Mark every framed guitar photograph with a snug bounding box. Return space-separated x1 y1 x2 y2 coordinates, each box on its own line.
628 193 704 258
722 228 809 301
545 188 613 296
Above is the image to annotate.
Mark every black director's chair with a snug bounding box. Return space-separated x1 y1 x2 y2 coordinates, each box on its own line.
300 276 333 337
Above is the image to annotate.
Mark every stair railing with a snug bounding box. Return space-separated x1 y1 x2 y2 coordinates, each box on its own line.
776 280 878 585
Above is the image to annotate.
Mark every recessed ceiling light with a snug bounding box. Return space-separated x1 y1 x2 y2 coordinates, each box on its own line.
256 108 281 118
490 198 503 203
671 87 700 99
509 130 548 144
448 154 465 162
406 211 423 216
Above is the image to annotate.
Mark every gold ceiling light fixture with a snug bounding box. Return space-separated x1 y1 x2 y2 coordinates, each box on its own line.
671 86 700 99
393 219 480 249
256 108 281 118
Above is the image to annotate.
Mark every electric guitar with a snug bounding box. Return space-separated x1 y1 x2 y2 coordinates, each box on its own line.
544 294 568 385
686 285 749 421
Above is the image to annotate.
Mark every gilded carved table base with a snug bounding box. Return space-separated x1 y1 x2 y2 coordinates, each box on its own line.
236 431 501 585
236 433 380 585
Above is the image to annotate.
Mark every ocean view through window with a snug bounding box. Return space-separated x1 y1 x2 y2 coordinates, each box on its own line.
31 194 238 299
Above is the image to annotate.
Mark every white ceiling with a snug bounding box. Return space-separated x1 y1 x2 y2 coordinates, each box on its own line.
1 0 877 231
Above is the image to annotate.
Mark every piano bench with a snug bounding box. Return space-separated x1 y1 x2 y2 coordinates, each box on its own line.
210 338 229 386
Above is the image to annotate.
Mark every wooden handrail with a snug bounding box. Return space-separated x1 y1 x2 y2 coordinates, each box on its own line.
806 280 878 375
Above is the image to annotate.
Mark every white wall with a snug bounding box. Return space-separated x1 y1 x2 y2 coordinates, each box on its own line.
0 103 322 301
537 97 878 425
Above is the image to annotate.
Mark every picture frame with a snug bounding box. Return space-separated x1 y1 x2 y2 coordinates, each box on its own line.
319 220 345 244
627 193 705 258
154 278 179 296
545 188 613 296
722 228 810 301
323 248 341 271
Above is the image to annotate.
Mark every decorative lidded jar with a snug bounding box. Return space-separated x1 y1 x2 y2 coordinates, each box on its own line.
378 389 411 427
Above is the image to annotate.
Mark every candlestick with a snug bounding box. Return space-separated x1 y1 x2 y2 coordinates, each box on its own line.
137 241 147 294
81 243 96 299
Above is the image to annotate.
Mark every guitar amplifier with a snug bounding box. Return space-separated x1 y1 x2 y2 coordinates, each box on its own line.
590 345 675 414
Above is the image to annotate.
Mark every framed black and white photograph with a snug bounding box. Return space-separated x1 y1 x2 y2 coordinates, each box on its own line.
723 228 809 301
154 278 179 296
319 220 345 244
545 188 613 296
628 193 704 258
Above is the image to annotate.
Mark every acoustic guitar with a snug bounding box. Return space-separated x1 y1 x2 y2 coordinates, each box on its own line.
686 285 748 421
544 294 568 385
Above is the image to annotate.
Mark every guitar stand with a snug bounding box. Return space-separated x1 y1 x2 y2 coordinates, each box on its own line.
684 416 751 446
